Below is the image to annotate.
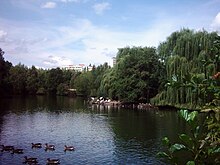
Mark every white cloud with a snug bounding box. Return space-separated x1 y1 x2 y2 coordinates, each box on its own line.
211 12 220 30
43 55 72 67
59 0 90 3
41 2 57 9
0 30 7 41
1 0 219 69
60 0 79 2
0 30 7 37
93 2 111 15
0 17 177 68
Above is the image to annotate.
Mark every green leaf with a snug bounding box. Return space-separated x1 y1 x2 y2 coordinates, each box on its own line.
179 110 189 121
213 147 220 153
186 161 195 165
188 111 198 121
194 126 200 138
208 123 216 130
179 134 193 147
170 143 186 153
208 148 213 155
162 137 170 146
179 110 198 123
157 152 170 158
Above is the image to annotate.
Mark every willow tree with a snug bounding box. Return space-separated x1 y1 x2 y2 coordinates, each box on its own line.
151 29 220 109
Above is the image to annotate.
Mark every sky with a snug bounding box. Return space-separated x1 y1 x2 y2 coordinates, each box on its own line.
0 0 220 68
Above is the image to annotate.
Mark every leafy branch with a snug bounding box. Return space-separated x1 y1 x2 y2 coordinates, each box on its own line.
158 110 220 165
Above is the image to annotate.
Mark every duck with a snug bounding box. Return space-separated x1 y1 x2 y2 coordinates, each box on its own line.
0 145 14 151
45 143 55 150
47 158 60 164
31 143 42 148
64 145 75 151
24 156 38 164
11 148 24 154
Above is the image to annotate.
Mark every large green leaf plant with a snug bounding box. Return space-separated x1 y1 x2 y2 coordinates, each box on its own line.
158 110 220 165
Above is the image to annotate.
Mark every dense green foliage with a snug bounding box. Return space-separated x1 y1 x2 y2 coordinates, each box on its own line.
0 28 219 110
72 63 110 96
158 110 220 165
151 29 220 109
100 47 165 102
1 29 219 165
0 48 12 96
0 50 109 97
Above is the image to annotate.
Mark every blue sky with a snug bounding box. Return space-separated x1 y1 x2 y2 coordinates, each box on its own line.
0 0 220 68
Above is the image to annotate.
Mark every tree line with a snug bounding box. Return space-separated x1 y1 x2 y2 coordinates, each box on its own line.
0 46 162 102
0 49 110 97
0 28 219 109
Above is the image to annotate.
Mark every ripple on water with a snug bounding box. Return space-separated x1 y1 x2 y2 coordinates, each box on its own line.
0 104 169 165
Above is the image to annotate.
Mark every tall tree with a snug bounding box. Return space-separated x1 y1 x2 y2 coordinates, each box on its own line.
102 46 165 103
0 48 12 96
151 29 219 109
73 72 91 96
9 63 28 94
0 48 6 94
46 67 63 94
26 66 39 94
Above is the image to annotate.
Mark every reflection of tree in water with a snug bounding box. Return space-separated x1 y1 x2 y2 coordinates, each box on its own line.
107 110 157 164
40 96 87 112
0 96 41 114
108 109 185 164
111 110 157 139
0 96 87 114
0 99 10 135
0 97 194 165
0 98 10 115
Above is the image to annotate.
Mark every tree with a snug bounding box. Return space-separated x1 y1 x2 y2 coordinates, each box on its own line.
9 63 28 94
63 69 75 86
56 83 68 96
0 48 5 79
26 66 39 94
91 62 110 97
151 29 219 109
0 48 12 96
46 67 63 94
102 46 165 103
0 48 5 94
73 72 90 96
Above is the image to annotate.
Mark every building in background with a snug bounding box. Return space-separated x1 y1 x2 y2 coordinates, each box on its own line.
63 64 94 72
87 65 93 71
63 64 85 72
112 57 116 66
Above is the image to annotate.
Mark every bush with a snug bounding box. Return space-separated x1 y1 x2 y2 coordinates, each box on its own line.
157 110 220 165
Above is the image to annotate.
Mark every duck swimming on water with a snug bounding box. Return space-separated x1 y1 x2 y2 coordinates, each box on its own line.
31 143 42 148
47 158 60 164
64 145 75 151
24 156 38 164
0 145 14 152
45 143 55 150
11 148 24 154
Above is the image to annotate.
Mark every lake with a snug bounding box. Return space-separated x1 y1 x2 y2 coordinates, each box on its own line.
0 96 186 165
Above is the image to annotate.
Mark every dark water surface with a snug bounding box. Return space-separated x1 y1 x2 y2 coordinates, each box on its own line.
0 96 186 165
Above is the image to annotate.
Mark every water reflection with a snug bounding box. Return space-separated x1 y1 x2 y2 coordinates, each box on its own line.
0 96 88 114
0 96 185 164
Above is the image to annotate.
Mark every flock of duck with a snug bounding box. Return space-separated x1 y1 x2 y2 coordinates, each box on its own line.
0 143 75 164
